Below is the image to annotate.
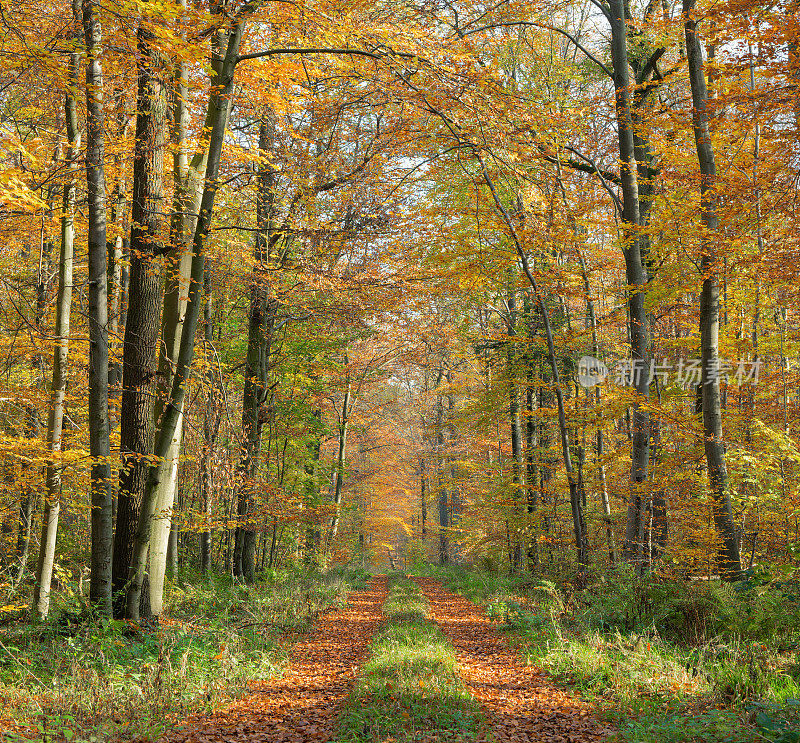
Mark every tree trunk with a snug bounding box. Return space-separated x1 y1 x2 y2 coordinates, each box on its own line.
83 0 113 616
607 0 652 566
507 285 524 572
114 20 168 619
123 16 249 619
523 286 539 570
108 94 130 402
235 115 277 581
684 0 742 579
167 517 179 577
32 13 79 618
148 416 181 609
198 268 218 575
303 408 322 565
525 380 539 568
579 255 618 564
329 372 351 550
446 376 459 562
435 371 449 566
649 418 668 560
420 453 427 539
147 0 197 607
539 378 554 552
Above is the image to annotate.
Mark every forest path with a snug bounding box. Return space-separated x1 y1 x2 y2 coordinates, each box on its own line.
168 576 388 743
412 577 614 743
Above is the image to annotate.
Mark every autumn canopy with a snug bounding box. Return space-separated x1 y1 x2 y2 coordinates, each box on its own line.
0 0 798 620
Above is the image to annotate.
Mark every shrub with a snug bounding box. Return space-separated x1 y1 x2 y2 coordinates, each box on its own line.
654 580 737 644
711 650 800 705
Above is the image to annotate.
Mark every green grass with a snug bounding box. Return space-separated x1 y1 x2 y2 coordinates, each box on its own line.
335 574 482 743
433 564 800 743
0 566 368 743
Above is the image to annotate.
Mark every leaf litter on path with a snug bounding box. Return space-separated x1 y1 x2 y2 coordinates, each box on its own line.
163 576 388 743
412 577 615 743
161 576 613 743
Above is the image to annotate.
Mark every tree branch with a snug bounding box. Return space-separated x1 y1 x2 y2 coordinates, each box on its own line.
636 47 665 85
238 47 415 63
459 21 613 79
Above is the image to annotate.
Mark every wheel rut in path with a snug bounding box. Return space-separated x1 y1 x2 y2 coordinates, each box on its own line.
412 577 614 743
168 576 388 743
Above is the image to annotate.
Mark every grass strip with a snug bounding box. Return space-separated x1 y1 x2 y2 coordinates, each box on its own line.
335 574 482 743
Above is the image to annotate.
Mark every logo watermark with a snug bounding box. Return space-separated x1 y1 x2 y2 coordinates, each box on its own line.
576 356 762 388
577 356 609 387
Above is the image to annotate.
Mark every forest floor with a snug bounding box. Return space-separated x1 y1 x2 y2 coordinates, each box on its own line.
5 567 799 742
162 575 614 743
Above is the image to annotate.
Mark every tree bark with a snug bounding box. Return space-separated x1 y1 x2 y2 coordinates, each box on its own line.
436 380 449 566
198 267 218 575
114 19 168 619
684 0 742 579
148 0 196 607
506 285 524 572
446 379 460 562
235 115 277 581
525 376 539 568
328 370 351 550
607 0 652 565
303 408 322 564
32 8 80 618
649 417 668 559
579 255 618 564
124 15 249 619
83 0 113 616
420 451 428 539
108 93 130 403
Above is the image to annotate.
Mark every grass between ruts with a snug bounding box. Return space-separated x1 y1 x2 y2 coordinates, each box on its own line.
428 565 800 743
0 566 369 743
335 574 483 743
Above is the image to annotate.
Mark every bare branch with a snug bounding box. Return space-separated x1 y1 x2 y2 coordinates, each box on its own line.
459 21 613 79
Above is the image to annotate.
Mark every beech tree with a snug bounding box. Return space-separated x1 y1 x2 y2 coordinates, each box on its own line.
83 0 113 616
31 0 80 618
683 0 742 579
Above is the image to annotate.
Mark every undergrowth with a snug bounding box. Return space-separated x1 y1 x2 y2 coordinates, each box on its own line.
0 566 369 743
430 564 800 743
335 573 482 743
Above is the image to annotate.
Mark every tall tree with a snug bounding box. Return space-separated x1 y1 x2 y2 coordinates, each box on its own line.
328 363 352 553
234 114 278 581
506 283 524 572
31 0 80 618
147 0 216 607
198 267 219 575
606 0 652 565
113 17 169 618
83 0 113 616
684 0 742 579
124 10 252 619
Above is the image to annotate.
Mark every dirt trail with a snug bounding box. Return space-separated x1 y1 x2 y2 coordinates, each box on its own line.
413 577 614 743
168 576 388 743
